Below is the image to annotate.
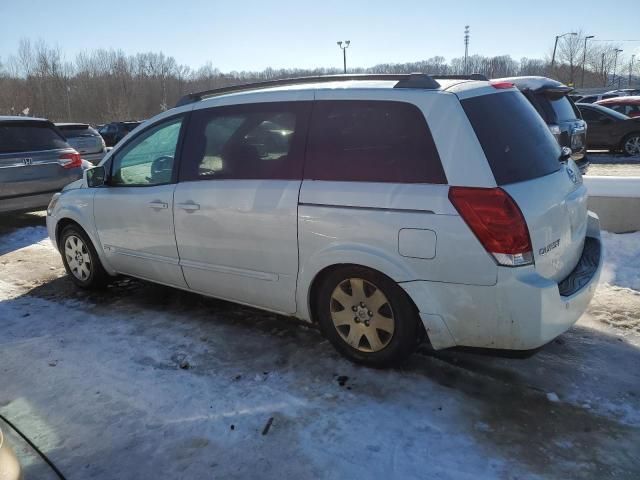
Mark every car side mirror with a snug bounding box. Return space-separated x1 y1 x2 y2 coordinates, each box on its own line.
86 166 106 187
560 146 573 161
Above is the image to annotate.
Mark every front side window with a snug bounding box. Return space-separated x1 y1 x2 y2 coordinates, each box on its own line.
110 117 182 186
305 100 446 183
180 102 309 181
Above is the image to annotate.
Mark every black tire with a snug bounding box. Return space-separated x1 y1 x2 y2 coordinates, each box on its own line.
316 265 420 367
621 132 640 157
59 224 109 289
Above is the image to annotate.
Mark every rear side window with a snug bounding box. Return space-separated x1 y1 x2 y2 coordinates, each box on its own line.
462 91 561 185
180 102 311 181
305 100 446 184
0 121 68 154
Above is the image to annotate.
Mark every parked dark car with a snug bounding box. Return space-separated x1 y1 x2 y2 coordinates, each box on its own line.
576 103 640 156
98 121 142 147
55 122 108 164
0 116 83 214
495 76 588 173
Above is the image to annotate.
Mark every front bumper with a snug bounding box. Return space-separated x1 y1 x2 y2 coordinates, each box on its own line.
402 212 603 351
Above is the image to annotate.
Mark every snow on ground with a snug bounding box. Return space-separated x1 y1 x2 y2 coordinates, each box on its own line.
1 215 639 479
586 153 640 177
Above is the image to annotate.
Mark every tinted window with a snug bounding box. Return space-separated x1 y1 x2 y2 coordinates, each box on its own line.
111 117 182 186
180 102 310 181
58 125 99 138
579 108 604 121
579 96 596 103
305 101 445 184
462 91 561 185
549 96 579 121
0 121 68 154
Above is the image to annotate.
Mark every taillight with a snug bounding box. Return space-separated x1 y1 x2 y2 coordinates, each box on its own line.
448 187 533 267
58 152 82 169
490 81 515 89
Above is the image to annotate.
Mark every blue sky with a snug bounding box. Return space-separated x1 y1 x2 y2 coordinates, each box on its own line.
1 0 638 71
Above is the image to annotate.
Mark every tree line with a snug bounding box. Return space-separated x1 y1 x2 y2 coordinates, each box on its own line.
0 35 634 124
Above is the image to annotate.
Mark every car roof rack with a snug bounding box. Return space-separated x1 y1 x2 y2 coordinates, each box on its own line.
174 73 465 107
431 74 488 81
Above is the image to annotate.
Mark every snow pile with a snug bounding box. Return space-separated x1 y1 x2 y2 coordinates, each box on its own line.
589 231 640 333
600 231 640 291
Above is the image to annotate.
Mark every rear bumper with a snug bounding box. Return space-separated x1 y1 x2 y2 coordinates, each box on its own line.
402 212 603 351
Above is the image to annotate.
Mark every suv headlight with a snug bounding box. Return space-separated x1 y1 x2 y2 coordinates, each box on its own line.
47 193 61 216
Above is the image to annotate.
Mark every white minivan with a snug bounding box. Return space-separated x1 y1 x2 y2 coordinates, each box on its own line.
46 74 603 367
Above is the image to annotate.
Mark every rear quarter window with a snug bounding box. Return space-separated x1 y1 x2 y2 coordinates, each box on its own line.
462 91 561 185
305 100 446 184
0 121 69 154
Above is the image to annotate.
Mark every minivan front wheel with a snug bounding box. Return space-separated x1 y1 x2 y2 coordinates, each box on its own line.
316 266 420 367
622 133 640 156
60 224 108 289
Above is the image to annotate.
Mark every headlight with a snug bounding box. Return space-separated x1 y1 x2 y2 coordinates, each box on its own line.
47 193 61 216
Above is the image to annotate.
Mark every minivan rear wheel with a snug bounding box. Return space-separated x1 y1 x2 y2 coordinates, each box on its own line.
316 266 420 367
60 224 109 289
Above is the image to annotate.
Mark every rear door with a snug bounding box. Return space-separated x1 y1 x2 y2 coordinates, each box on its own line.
462 90 588 282
0 120 76 199
58 125 104 155
173 100 312 313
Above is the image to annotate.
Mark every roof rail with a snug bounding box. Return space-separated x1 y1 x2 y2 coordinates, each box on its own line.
432 74 488 81
175 73 442 107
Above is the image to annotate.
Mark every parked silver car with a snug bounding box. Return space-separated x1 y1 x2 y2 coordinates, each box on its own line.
55 123 108 164
0 117 83 214
46 74 603 367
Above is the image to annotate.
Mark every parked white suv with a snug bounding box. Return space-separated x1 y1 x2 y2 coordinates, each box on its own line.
46 74 603 366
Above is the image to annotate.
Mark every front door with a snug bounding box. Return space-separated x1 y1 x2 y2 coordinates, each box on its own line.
94 115 187 288
173 100 312 313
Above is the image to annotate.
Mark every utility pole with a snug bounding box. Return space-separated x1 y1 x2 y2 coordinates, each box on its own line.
551 32 577 71
580 35 594 88
464 25 470 75
66 85 71 120
630 54 636 88
602 52 606 87
612 48 623 88
337 40 350 74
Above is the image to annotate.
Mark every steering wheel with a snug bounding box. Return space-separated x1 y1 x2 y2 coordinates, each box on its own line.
150 155 174 181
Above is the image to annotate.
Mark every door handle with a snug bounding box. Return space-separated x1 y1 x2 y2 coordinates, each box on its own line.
177 202 200 212
148 201 169 209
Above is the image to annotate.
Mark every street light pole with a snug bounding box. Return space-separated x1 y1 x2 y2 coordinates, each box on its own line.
612 48 623 88
464 25 470 75
580 35 594 88
337 40 350 74
630 54 636 88
551 32 577 71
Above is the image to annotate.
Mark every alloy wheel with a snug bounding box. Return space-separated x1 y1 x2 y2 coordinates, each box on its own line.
64 235 92 281
624 135 640 156
330 278 395 352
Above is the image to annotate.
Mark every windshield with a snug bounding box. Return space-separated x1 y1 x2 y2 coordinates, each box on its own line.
462 91 561 185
